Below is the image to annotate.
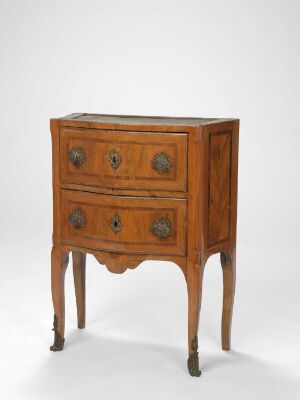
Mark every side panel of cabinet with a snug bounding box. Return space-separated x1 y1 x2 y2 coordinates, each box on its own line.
206 121 239 251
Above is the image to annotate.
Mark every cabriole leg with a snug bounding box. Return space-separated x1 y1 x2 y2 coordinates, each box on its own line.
220 249 236 351
72 252 86 329
50 246 69 351
186 261 205 377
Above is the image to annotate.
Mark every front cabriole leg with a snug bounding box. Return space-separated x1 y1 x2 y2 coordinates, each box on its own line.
186 261 205 377
187 336 201 377
50 246 69 351
50 314 65 351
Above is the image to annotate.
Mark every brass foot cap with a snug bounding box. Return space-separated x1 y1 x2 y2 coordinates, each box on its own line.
187 356 202 377
50 339 65 352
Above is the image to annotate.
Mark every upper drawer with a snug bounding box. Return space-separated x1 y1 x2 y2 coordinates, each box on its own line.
60 128 187 191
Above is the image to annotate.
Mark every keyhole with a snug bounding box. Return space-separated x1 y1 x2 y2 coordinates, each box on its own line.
113 156 116 163
114 221 118 227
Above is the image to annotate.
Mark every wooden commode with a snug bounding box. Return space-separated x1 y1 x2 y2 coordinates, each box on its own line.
50 113 239 376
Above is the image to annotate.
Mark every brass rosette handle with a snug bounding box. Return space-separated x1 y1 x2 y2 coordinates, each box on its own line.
152 152 173 174
151 217 172 239
68 209 86 228
68 147 85 168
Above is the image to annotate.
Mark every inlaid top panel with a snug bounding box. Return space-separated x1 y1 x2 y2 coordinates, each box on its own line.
58 113 237 131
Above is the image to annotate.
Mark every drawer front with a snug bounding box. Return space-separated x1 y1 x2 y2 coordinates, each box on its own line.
61 190 187 256
60 128 187 191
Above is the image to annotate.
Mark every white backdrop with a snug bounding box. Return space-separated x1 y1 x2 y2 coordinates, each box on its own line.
0 1 299 399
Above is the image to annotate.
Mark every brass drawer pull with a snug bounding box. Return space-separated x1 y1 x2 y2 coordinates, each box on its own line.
68 147 85 168
69 209 86 228
151 217 172 239
109 149 121 170
110 214 122 233
152 152 173 174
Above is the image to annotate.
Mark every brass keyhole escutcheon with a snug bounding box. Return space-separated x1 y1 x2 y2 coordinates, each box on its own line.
110 214 122 234
109 149 121 170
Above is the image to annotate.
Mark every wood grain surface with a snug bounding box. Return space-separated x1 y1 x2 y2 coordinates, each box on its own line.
60 127 187 191
50 114 239 376
61 189 187 256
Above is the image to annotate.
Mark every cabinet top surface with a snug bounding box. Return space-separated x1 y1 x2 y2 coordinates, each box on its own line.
57 113 237 130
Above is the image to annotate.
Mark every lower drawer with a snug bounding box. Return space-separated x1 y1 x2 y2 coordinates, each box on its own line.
60 190 187 256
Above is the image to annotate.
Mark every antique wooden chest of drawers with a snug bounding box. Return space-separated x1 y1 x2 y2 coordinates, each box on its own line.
50 113 239 376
